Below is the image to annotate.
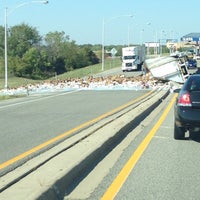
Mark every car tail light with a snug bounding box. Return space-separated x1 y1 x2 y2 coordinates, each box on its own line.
178 92 192 106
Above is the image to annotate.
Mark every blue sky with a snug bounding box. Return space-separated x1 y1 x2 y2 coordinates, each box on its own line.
0 0 199 45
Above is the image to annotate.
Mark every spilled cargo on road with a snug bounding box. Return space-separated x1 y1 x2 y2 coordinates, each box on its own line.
144 56 189 83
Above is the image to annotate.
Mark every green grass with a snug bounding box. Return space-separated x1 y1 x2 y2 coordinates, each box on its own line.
0 57 121 89
50 57 121 80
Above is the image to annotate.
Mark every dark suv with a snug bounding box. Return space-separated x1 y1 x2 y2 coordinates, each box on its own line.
174 74 200 139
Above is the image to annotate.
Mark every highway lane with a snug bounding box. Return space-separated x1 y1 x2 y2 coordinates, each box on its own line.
85 92 200 200
104 93 178 200
114 92 200 200
0 89 149 172
65 92 200 200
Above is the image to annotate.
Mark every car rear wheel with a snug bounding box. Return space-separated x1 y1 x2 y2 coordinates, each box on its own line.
174 123 185 140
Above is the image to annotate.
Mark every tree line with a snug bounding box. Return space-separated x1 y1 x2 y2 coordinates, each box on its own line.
0 23 171 80
0 23 102 79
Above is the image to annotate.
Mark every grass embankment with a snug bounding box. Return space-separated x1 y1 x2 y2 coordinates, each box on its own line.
0 58 121 100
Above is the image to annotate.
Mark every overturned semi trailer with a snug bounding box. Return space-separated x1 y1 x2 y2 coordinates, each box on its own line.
144 56 189 83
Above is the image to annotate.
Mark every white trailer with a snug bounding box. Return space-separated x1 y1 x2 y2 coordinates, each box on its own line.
122 46 146 72
144 56 189 83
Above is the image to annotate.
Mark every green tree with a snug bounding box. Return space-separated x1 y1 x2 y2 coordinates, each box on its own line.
77 45 99 67
21 47 52 79
0 24 100 79
8 23 41 58
0 26 5 76
44 31 70 74
44 31 69 60
64 40 81 71
0 26 4 57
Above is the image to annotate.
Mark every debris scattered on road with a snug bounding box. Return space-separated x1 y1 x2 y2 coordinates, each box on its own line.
0 74 171 96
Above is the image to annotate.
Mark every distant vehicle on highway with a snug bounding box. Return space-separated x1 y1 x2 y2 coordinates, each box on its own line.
121 46 145 72
186 59 197 69
174 74 200 139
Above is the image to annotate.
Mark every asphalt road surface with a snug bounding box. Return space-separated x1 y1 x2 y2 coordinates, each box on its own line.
0 89 148 173
65 93 200 200
114 93 200 200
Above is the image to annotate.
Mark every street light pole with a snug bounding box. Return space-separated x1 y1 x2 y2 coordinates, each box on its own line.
4 0 49 89
147 22 158 55
128 25 130 47
140 29 144 45
101 17 105 71
101 14 133 71
160 30 165 56
4 7 8 89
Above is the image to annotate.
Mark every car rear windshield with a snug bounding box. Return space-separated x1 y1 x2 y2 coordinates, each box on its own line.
184 76 200 91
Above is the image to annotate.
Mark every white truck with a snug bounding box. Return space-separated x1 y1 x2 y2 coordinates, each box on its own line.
122 46 146 72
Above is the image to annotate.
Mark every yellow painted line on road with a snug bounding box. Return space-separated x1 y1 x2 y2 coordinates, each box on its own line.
0 90 153 170
101 93 178 200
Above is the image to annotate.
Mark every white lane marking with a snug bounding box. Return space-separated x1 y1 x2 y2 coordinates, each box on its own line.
0 90 80 109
